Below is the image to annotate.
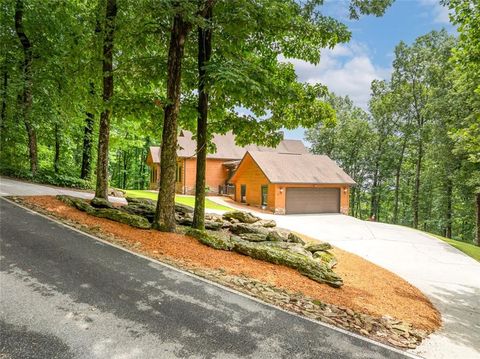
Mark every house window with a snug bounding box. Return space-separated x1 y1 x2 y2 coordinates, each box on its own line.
261 185 268 207
176 162 182 183
241 184 246 203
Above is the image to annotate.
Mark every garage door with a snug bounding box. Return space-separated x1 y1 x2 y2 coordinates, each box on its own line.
286 188 340 214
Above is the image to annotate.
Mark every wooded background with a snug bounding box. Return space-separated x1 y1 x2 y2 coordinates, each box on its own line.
1 0 478 243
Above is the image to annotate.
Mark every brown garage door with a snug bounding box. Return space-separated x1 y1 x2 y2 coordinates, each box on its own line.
286 188 340 214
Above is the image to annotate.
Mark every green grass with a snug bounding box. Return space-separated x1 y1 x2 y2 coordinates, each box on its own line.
430 233 480 262
124 190 232 211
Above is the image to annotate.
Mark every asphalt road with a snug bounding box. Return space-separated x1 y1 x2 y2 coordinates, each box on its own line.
0 198 409 359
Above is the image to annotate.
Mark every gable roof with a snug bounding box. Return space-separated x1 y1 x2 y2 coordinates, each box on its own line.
231 151 356 185
148 130 307 163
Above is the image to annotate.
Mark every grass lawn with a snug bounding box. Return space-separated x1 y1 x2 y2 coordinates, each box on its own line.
124 189 232 211
431 233 480 262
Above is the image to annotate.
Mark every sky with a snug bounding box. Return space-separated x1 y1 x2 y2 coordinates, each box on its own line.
282 0 454 141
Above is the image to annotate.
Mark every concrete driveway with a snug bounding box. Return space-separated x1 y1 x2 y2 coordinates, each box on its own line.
209 197 480 359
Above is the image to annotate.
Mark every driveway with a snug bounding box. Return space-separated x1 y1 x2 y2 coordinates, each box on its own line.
0 198 410 359
209 197 480 359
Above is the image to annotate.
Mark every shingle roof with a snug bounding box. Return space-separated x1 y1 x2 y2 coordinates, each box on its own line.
235 151 356 185
148 130 307 163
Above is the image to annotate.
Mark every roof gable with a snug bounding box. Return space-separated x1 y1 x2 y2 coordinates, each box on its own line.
232 151 356 185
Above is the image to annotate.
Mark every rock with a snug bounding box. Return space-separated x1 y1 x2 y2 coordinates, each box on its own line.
230 223 270 236
176 215 193 226
204 220 223 230
108 188 125 197
254 219 277 228
57 195 96 214
313 250 338 269
125 196 156 206
239 233 268 242
93 208 151 229
187 228 233 251
223 211 260 224
175 203 194 214
304 242 332 252
205 213 223 223
57 195 150 229
232 240 343 288
262 242 313 258
121 203 156 222
287 232 305 245
90 197 113 209
266 230 289 242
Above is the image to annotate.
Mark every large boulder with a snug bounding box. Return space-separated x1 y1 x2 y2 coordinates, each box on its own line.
230 223 270 236
266 230 289 242
239 233 268 242
90 197 113 209
91 208 151 229
175 203 194 214
223 211 260 224
232 240 343 288
125 196 156 206
304 241 332 252
57 195 95 214
187 228 234 251
121 203 156 222
253 219 277 228
262 242 313 258
287 232 305 245
313 250 337 269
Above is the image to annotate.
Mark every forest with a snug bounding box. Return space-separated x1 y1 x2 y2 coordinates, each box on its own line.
0 1 478 244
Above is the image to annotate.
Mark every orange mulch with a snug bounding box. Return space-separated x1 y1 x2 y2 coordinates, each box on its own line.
21 195 441 332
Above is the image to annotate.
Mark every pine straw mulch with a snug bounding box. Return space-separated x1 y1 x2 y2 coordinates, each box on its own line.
14 196 441 340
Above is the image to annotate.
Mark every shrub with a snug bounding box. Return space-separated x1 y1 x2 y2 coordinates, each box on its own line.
0 167 93 189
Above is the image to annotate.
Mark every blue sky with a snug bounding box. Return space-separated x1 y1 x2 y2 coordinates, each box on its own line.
283 0 454 141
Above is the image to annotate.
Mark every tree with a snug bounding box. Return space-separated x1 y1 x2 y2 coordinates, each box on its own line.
192 1 213 230
153 3 194 232
14 0 37 175
94 0 117 200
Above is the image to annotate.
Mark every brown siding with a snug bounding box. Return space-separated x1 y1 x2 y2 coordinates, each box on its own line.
180 158 230 195
231 154 273 210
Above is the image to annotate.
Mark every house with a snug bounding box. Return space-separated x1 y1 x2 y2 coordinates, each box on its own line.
229 151 355 214
146 130 308 194
146 131 355 215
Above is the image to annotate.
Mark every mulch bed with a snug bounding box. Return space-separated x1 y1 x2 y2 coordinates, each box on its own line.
13 195 441 347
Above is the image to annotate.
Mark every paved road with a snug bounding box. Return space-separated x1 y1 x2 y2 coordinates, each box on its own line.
209 197 480 359
0 198 409 359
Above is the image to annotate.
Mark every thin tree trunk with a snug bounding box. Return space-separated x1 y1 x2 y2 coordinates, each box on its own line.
413 138 423 228
193 4 213 230
1 67 8 129
15 0 37 175
393 137 407 224
54 122 60 173
153 10 191 232
80 84 95 179
123 149 128 189
474 192 480 246
94 0 117 200
445 177 453 238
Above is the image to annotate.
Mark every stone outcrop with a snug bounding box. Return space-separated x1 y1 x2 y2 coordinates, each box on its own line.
223 211 260 224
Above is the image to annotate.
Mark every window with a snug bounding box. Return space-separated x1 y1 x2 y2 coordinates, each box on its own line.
175 162 182 183
240 184 246 203
261 185 268 207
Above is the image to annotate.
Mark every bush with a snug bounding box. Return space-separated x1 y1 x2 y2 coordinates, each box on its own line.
0 167 93 189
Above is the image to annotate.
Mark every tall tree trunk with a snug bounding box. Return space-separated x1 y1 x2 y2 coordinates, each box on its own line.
80 84 95 179
393 137 407 224
370 162 379 219
94 0 117 200
193 4 213 230
122 149 128 189
1 67 8 129
413 138 423 228
15 0 37 175
153 11 191 232
474 192 480 247
54 122 60 173
444 177 453 238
